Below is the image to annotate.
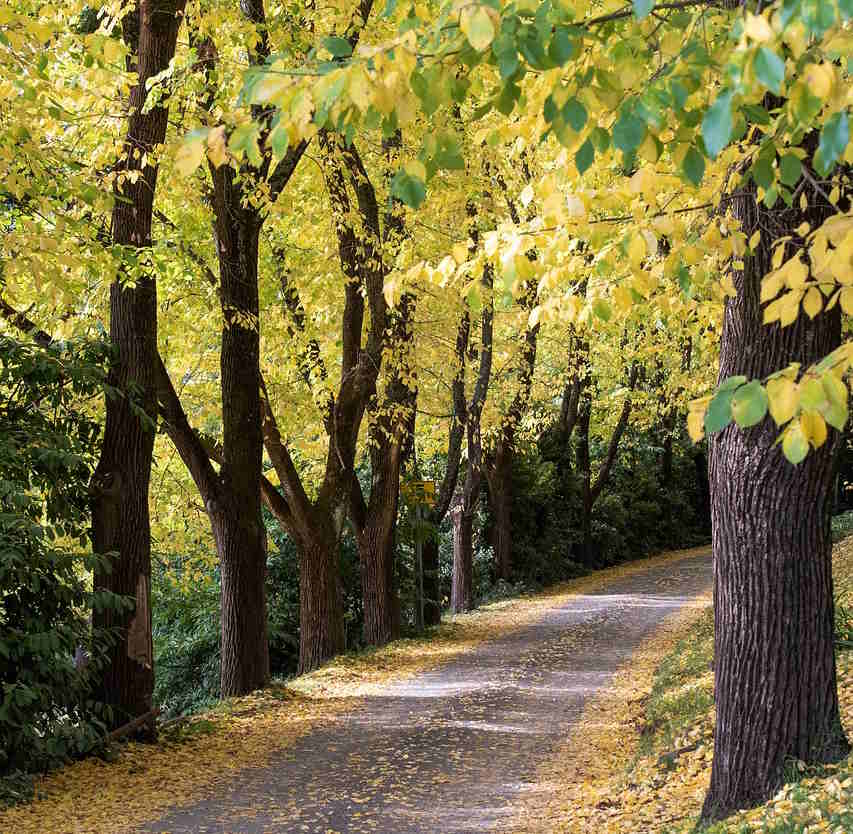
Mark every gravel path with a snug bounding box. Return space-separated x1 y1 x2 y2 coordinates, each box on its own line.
139 550 712 834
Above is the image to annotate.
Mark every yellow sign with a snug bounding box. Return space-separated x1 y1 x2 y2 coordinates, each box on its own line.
402 479 436 506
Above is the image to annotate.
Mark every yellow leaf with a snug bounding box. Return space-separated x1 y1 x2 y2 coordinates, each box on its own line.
687 409 705 442
748 230 761 250
174 131 207 177
627 234 646 268
801 411 828 448
804 63 834 99
206 126 228 168
766 376 799 425
744 12 774 42
460 6 496 52
452 243 469 265
802 286 823 318
840 287 853 314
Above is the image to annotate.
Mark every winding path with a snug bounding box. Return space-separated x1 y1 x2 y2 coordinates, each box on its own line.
139 550 712 834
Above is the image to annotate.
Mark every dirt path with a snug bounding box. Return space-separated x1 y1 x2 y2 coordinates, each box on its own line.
138 551 712 834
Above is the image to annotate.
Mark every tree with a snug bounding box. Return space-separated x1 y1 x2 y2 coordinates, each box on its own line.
90 0 186 728
451 238 494 614
701 160 850 821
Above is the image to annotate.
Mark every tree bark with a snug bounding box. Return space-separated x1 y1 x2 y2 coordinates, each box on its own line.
298 529 346 674
90 0 185 729
702 176 850 820
487 441 513 581
423 310 471 625
209 163 269 696
450 504 473 613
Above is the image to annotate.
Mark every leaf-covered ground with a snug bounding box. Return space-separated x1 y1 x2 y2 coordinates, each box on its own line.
0 546 710 834
513 538 853 834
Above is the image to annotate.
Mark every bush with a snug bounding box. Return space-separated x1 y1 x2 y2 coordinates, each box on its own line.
0 336 122 783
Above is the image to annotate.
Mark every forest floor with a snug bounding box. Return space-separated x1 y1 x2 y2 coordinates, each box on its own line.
0 547 713 834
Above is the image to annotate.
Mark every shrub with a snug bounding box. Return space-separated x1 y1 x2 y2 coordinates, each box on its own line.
0 336 122 783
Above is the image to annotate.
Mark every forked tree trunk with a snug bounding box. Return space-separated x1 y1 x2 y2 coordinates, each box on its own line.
91 0 185 729
702 180 850 820
450 504 474 613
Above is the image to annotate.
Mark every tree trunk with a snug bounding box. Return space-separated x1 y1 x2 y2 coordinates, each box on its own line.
210 165 269 697
450 504 474 613
298 533 346 674
702 180 849 820
422 534 442 626
487 442 513 582
91 0 185 729
358 516 400 647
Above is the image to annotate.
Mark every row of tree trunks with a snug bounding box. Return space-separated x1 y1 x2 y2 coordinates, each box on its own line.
90 0 186 729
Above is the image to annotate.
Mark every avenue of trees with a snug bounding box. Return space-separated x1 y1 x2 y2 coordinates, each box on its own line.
2 0 853 823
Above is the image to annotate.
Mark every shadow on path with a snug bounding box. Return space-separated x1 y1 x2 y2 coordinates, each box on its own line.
139 551 712 834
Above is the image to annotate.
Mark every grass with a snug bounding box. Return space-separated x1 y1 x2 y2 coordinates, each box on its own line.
644 536 853 834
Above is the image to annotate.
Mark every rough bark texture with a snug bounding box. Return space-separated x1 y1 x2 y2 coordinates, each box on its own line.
347 134 412 649
487 442 513 581
297 530 346 674
702 177 850 820
91 0 185 729
450 504 473 614
209 162 269 696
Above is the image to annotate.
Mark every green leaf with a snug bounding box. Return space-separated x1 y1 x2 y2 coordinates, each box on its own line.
815 110 849 176
390 169 426 208
701 90 733 160
613 110 646 154
682 145 705 186
633 0 654 20
592 298 612 321
590 127 610 152
575 138 594 174
718 375 748 392
731 380 769 428
563 98 588 132
549 28 578 65
461 6 496 52
754 47 785 95
322 36 353 58
705 386 736 435
783 422 809 464
779 153 802 186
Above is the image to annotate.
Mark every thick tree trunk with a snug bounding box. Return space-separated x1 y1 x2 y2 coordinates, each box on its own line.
358 518 399 646
450 504 474 613
210 165 269 697
298 533 346 674
702 182 849 820
91 0 185 729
